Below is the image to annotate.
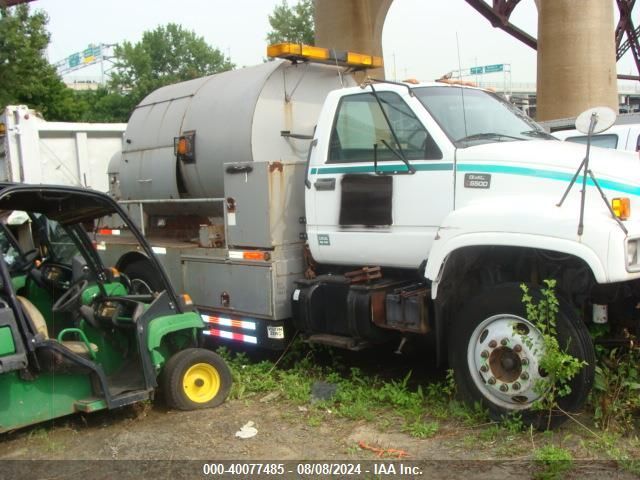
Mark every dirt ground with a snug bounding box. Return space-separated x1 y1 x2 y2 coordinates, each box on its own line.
0 392 637 480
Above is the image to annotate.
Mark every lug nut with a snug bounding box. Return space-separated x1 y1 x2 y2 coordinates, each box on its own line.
480 365 488 373
513 344 522 353
480 350 489 359
501 338 509 346
521 358 529 366
512 382 521 391
488 377 496 385
499 384 509 392
488 340 497 348
520 372 529 380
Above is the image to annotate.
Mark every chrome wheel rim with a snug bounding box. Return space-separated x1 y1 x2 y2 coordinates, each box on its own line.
467 314 546 410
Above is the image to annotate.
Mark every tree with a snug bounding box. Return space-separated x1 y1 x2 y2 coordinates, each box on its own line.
108 23 234 119
70 88 134 123
0 4 77 120
266 0 315 45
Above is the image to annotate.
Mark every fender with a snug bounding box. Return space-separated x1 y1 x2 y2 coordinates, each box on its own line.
425 202 612 299
115 251 152 272
146 312 204 370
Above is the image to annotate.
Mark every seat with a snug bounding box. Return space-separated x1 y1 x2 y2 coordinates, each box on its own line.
17 296 99 358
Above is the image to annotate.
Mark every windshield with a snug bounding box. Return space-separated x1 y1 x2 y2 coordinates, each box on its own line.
32 214 81 264
414 86 554 147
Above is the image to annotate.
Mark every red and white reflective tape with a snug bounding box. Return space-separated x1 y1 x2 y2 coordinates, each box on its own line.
201 314 256 331
203 328 257 345
98 229 121 236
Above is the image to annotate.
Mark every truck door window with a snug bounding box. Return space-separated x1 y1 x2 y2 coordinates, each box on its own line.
328 92 442 163
566 134 618 149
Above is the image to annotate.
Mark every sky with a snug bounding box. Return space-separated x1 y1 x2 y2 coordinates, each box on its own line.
33 0 639 88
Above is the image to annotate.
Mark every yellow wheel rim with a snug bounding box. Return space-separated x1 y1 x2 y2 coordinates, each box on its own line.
182 362 221 403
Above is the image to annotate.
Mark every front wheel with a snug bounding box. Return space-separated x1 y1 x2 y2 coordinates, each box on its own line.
162 348 232 410
448 283 595 429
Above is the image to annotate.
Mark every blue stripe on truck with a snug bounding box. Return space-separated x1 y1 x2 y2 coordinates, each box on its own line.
310 162 640 196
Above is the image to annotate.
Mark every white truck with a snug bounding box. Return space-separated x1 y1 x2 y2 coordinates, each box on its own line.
100 44 640 428
0 105 126 192
547 112 640 153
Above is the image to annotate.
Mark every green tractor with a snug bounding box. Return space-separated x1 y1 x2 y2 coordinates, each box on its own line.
0 184 232 433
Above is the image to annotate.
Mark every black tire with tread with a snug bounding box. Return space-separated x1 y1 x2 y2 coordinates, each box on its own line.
448 283 595 430
162 348 232 410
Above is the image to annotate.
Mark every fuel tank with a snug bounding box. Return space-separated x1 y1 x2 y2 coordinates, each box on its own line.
114 59 354 203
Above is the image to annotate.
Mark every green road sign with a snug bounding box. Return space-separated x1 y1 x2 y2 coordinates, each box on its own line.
484 64 504 73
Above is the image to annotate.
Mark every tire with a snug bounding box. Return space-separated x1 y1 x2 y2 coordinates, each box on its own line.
448 283 595 430
162 348 232 410
122 260 163 294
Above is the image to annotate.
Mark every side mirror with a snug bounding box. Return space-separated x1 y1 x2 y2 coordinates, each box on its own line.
575 106 616 135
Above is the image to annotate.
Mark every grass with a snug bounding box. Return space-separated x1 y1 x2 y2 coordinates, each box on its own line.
217 340 640 470
533 444 574 480
218 344 490 436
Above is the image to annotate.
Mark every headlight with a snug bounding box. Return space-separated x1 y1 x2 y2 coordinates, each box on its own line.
626 238 640 271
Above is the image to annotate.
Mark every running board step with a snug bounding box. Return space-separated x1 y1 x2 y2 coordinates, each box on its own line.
305 334 370 351
108 389 153 409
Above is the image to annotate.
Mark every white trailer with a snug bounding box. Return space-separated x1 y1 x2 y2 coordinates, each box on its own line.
0 105 126 192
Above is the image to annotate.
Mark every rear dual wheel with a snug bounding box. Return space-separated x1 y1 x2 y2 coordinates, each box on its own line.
163 348 232 410
448 283 595 429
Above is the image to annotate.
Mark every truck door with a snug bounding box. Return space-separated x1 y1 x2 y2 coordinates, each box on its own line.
307 89 454 268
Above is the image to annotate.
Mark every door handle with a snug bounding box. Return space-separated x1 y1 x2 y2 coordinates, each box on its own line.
314 178 336 191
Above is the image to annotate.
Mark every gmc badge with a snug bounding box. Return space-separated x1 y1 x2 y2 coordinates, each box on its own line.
464 173 491 189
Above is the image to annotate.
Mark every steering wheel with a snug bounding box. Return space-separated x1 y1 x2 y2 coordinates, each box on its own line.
52 279 89 313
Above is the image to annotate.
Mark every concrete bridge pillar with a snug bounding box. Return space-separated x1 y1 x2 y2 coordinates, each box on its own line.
314 0 393 79
536 0 618 121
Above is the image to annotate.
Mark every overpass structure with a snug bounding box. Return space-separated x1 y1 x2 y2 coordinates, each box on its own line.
315 0 638 121
3 0 637 121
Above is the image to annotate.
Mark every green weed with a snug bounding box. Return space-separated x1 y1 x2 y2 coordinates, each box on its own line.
521 280 587 427
404 419 439 438
533 444 574 480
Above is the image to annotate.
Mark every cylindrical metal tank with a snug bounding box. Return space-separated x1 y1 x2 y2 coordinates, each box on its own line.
116 59 354 202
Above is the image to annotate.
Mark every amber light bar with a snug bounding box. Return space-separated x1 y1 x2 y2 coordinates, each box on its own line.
267 43 383 70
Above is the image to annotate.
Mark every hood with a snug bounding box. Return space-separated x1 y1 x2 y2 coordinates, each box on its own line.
456 139 640 195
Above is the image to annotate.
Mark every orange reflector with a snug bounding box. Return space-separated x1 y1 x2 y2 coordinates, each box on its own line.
243 251 266 261
612 197 631 220
177 137 188 155
109 267 120 277
182 294 193 305
0 122 5 136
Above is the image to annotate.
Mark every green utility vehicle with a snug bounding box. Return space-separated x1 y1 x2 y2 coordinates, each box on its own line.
0 184 232 433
